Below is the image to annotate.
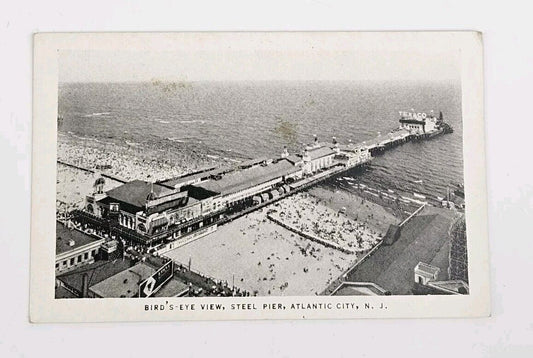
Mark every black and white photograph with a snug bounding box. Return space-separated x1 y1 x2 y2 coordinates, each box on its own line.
6 1 533 355
30 32 488 321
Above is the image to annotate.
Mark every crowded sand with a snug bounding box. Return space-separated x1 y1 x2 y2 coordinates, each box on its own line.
164 189 399 296
164 209 355 296
268 191 383 253
57 134 211 183
56 164 123 209
308 186 400 234
56 133 223 206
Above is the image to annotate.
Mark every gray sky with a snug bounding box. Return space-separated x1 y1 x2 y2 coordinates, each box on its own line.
59 48 460 83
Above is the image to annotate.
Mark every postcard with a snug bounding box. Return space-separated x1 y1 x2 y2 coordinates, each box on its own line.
30 32 489 322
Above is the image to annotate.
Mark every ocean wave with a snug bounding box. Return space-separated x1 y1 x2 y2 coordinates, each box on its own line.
178 120 206 124
167 137 186 143
84 112 111 118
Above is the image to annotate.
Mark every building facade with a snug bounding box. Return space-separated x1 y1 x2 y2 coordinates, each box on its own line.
56 221 105 274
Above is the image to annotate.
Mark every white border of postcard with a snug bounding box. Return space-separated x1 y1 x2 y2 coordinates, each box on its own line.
30 32 489 322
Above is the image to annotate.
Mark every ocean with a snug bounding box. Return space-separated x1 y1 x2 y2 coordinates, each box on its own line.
58 80 463 200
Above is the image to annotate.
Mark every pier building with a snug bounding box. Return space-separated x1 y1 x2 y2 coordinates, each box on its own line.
398 110 440 134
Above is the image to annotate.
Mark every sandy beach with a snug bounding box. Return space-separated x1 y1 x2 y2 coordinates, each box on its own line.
56 164 123 209
163 188 399 296
164 209 356 296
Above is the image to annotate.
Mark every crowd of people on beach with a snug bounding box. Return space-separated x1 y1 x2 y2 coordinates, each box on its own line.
222 211 354 296
58 141 196 182
269 193 382 252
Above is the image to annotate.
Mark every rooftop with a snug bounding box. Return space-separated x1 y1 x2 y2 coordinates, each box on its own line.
56 258 134 296
161 166 234 188
56 221 104 256
153 277 189 297
345 206 455 295
55 285 78 299
105 180 176 209
89 262 155 298
331 282 388 296
307 146 336 160
415 262 441 277
197 159 300 195
285 154 303 164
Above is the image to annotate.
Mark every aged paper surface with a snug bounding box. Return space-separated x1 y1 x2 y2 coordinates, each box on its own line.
30 32 488 322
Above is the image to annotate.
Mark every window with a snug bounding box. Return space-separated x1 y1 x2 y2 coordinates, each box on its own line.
70 258 74 265
55 263 59 269
77 255 82 263
84 252 89 260
63 260 67 267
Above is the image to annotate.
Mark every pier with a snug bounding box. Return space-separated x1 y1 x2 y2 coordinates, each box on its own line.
66 110 453 256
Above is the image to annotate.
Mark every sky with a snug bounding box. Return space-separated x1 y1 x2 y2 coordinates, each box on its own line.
59 48 461 83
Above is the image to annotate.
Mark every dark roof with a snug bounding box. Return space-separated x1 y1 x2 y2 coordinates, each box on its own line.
57 258 134 295
383 224 401 245
181 185 220 199
145 195 198 216
105 180 175 208
55 286 78 299
56 222 104 256
198 159 300 195
345 207 454 295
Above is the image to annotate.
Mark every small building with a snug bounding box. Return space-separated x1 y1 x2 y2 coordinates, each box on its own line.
399 118 426 134
56 221 105 274
414 262 440 285
286 143 336 175
398 110 439 134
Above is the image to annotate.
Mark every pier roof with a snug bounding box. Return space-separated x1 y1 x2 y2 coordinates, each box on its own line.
285 154 303 164
105 180 175 209
307 146 336 160
197 159 300 195
161 166 235 188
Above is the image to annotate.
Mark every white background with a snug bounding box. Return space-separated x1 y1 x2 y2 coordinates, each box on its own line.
1 1 531 357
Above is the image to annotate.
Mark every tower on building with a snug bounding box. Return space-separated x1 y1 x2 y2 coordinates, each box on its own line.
281 145 289 158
